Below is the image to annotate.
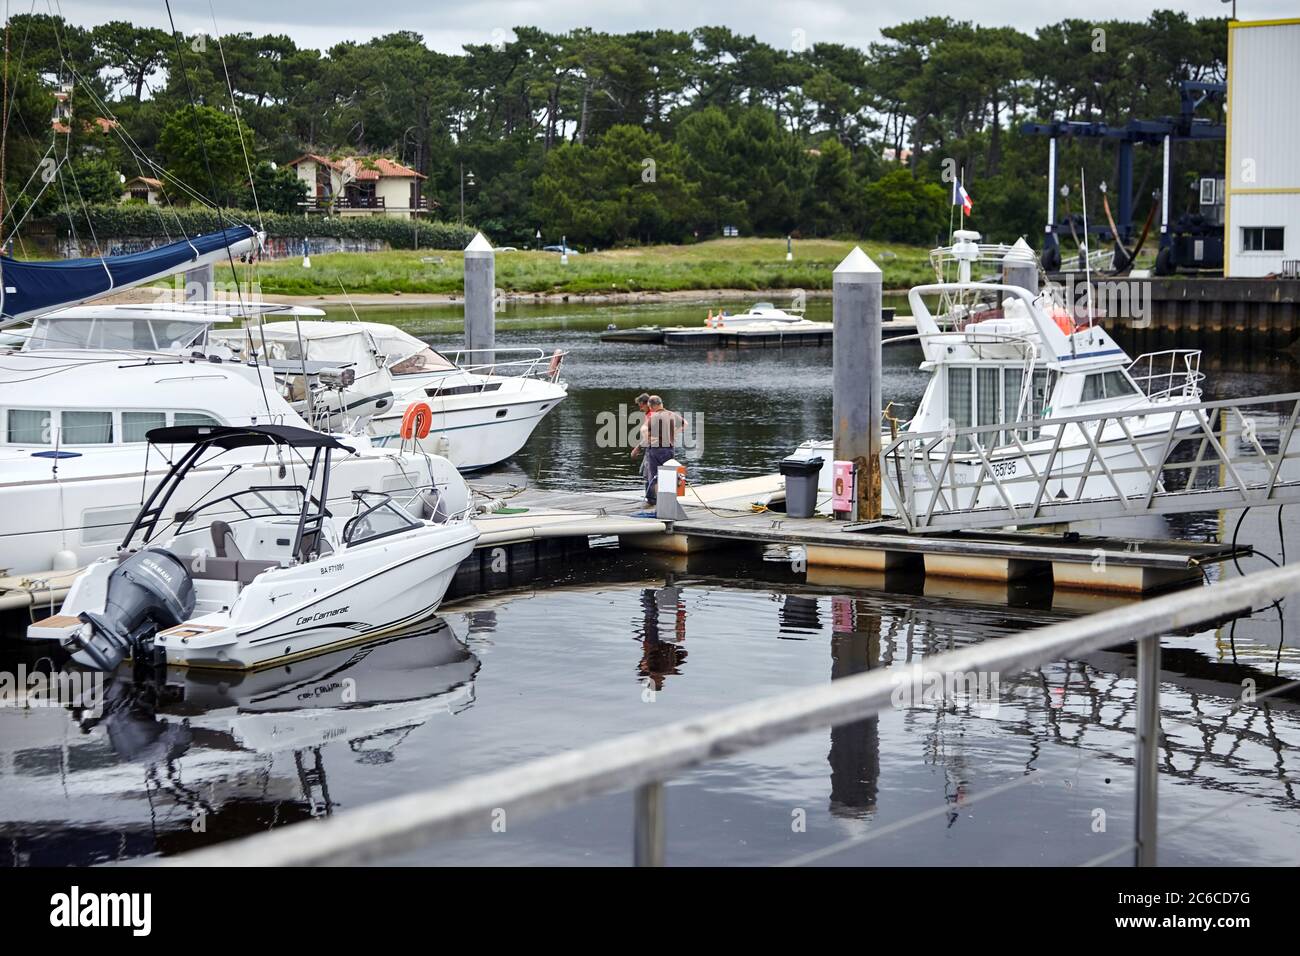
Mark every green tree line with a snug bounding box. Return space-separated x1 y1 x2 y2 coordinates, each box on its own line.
0 12 1226 249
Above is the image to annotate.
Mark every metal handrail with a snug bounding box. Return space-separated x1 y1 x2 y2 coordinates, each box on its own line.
882 391 1300 531
1127 349 1204 403
157 562 1300 867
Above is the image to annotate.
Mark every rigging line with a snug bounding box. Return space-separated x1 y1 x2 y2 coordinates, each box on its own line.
208 2 261 229
163 0 273 419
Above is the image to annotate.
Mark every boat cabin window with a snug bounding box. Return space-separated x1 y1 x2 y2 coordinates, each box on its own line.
946 366 1055 450
2 408 222 446
1081 370 1140 403
61 411 113 444
389 346 457 376
7 409 50 444
23 317 208 352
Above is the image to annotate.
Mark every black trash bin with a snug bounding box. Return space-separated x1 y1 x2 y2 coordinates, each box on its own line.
779 456 823 519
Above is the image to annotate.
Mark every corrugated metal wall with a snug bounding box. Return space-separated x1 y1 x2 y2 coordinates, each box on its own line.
1227 20 1300 277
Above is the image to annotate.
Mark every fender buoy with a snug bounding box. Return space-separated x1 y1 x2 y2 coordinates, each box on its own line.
547 348 564 378
400 402 433 440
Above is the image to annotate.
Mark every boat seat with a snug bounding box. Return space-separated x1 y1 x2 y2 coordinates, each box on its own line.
210 520 244 560
190 557 279 584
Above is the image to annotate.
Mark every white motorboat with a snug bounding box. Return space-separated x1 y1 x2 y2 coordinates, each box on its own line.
699 302 814 330
212 321 568 471
0 304 465 575
789 234 1205 521
30 424 479 671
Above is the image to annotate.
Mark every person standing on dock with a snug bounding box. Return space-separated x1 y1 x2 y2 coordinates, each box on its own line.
631 392 652 496
637 395 684 504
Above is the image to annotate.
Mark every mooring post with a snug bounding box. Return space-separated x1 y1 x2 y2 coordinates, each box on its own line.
183 262 213 303
833 247 882 521
1002 237 1039 293
633 780 666 866
464 231 495 367
1134 635 1161 867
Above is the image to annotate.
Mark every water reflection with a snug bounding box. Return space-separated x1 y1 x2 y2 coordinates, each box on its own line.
0 619 477 865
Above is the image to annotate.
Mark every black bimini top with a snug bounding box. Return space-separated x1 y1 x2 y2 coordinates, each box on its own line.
145 423 356 453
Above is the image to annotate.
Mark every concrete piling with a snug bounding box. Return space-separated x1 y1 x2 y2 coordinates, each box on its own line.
464 231 495 364
832 247 883 521
1002 236 1039 293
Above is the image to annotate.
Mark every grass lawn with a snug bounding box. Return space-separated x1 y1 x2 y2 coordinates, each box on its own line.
239 237 937 296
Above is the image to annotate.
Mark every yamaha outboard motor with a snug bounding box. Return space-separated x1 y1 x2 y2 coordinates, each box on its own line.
70 548 195 672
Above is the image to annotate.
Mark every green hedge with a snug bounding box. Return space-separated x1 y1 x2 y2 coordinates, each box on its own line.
43 204 478 250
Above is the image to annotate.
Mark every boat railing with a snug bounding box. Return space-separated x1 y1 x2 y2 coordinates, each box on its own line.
439 347 568 386
880 391 1300 532
155 561 1300 867
1127 349 1204 402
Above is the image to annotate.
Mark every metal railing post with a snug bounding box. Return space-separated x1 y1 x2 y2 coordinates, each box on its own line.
1134 635 1161 867
633 781 666 866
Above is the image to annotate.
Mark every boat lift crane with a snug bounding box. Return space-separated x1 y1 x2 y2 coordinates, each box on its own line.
1023 80 1226 275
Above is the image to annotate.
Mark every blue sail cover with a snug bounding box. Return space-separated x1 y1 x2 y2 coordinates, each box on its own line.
0 225 257 323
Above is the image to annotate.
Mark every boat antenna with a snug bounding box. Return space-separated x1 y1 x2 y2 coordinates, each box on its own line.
337 277 362 322
1080 167 1095 335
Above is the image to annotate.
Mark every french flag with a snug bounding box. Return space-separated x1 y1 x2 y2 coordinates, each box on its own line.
957 183 973 215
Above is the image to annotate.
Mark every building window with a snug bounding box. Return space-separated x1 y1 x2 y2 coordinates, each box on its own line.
1242 227 1284 252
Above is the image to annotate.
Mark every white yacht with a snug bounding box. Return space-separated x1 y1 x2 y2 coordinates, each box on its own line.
32 424 479 671
211 320 568 471
789 234 1204 521
0 304 467 576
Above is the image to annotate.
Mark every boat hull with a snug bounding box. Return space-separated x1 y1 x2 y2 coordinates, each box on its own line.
156 527 479 671
370 383 566 471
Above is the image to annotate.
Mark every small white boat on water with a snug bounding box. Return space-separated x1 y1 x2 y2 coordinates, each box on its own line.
789 234 1205 522
30 423 479 671
0 303 465 576
703 302 812 330
210 320 569 471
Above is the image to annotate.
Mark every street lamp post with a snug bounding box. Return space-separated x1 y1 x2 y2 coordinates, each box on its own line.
459 164 476 225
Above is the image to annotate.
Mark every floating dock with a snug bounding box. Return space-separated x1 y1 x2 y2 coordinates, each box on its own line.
484 476 1245 596
0 474 1247 627
600 310 910 347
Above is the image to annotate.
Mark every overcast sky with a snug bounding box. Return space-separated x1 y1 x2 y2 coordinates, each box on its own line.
43 1 1288 54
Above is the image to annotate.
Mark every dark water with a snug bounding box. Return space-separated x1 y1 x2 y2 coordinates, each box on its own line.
2 300 1299 866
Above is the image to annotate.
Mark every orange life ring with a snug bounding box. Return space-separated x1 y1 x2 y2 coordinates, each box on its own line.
400 402 433 440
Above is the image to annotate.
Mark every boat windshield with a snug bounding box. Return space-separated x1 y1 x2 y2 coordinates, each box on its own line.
389 346 457 375
23 316 209 351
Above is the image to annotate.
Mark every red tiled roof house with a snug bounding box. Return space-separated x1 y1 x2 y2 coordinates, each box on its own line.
286 153 430 218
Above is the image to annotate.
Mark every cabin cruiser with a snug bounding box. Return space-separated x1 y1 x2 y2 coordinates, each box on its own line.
788 234 1204 520
29 424 479 671
0 304 466 575
210 320 568 471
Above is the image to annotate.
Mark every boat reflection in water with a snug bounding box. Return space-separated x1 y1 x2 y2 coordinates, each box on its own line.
0 618 478 864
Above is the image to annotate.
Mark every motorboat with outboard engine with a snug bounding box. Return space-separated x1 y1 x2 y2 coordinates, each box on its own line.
30 424 479 671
